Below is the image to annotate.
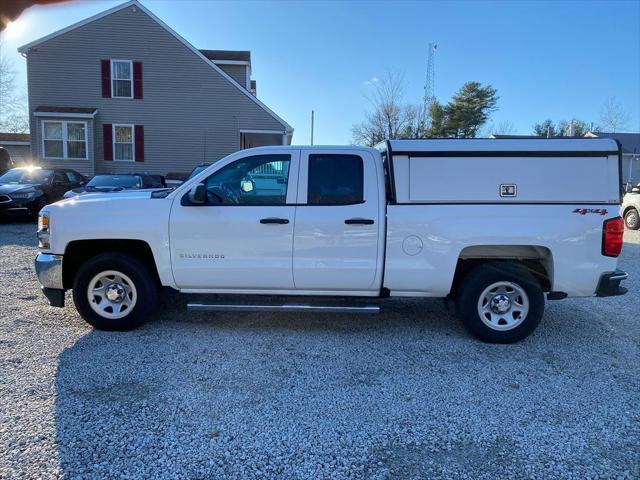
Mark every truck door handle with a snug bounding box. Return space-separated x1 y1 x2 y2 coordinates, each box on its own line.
260 217 289 224
345 218 374 225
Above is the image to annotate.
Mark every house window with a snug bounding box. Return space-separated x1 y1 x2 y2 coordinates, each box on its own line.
42 121 88 160
113 124 134 161
111 60 133 98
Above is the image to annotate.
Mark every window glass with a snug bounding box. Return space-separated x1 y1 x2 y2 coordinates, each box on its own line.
112 60 132 98
88 175 142 188
64 171 81 182
114 125 134 161
0 169 53 185
67 123 86 159
53 171 68 183
204 154 290 205
44 122 63 158
307 154 363 205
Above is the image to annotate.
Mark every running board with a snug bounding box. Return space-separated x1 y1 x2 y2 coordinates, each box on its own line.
187 302 380 314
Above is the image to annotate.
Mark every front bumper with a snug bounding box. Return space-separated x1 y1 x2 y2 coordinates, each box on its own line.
595 270 628 297
35 253 65 307
0 197 39 217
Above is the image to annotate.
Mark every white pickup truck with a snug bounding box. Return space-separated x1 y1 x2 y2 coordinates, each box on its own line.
35 139 628 343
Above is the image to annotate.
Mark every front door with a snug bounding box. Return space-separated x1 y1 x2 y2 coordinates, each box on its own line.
292 150 383 292
169 150 300 290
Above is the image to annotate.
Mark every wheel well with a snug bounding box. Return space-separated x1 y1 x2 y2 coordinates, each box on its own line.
450 245 553 297
62 239 160 290
622 205 638 216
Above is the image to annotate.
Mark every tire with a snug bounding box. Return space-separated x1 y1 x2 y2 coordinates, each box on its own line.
72 252 158 331
455 261 545 343
624 208 639 230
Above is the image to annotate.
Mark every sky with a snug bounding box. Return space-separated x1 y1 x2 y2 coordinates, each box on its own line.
1 0 639 145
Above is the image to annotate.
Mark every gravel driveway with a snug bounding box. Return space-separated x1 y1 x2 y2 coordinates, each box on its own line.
1 222 638 479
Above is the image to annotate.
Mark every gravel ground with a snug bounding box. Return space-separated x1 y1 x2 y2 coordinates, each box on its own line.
0 222 638 479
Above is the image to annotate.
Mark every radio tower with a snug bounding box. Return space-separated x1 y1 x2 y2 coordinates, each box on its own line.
423 42 438 125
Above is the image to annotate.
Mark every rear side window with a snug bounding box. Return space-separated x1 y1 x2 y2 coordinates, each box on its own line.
307 154 363 205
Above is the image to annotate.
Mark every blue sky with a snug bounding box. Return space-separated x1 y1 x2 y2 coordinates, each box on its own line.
1 0 639 144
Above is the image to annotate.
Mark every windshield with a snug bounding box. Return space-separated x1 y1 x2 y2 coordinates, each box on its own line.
0 169 53 185
188 165 209 179
87 175 142 188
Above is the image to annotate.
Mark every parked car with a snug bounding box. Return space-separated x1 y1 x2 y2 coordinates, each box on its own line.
63 174 165 199
0 166 84 218
34 139 627 343
621 183 640 230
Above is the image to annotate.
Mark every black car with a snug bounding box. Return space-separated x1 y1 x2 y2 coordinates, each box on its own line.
0 167 85 218
63 173 165 199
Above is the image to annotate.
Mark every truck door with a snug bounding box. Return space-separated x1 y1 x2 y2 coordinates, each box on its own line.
292 150 383 292
169 150 300 290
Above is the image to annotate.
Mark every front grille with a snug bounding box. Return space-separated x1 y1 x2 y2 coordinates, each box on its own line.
0 195 11 203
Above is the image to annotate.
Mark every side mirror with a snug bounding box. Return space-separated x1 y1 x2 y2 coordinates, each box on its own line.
188 183 206 204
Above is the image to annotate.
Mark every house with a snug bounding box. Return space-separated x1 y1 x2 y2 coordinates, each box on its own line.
584 132 640 187
0 133 31 165
17 0 293 177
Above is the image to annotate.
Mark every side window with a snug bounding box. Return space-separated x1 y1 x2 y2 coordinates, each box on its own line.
307 154 363 205
204 154 291 205
53 171 68 184
64 171 80 182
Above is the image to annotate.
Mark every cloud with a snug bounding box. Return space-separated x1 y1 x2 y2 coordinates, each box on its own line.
362 76 379 86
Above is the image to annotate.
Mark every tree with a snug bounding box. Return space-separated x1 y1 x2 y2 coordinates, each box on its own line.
599 96 631 132
489 120 517 136
532 118 594 137
532 119 558 137
351 71 424 146
425 82 499 138
0 47 29 133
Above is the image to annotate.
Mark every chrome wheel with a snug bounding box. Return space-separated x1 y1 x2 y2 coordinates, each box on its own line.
87 270 137 320
477 281 529 331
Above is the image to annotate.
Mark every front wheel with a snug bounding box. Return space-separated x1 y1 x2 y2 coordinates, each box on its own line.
72 252 158 331
624 208 639 230
456 262 545 343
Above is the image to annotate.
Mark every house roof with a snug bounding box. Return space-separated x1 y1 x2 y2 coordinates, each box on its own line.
0 133 31 143
588 132 640 154
35 106 97 114
18 0 292 133
199 50 250 63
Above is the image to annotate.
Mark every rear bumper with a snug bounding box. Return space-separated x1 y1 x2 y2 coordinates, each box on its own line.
35 254 65 307
595 270 628 297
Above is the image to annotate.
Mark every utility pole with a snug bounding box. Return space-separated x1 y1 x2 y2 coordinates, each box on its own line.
310 110 315 146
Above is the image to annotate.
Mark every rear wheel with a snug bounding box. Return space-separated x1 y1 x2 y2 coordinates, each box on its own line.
624 208 639 230
72 253 158 330
455 261 544 343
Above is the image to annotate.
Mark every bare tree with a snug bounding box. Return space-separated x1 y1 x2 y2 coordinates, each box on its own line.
0 46 29 133
599 96 631 133
485 119 517 137
351 71 424 146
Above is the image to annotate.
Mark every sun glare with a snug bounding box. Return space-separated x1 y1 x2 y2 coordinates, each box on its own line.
3 18 27 39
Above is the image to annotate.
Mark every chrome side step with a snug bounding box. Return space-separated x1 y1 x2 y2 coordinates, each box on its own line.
187 302 380 314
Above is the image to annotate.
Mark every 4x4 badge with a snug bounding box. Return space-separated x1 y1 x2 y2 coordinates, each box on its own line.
573 208 608 216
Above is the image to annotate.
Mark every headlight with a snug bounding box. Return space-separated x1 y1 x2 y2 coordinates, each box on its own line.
37 211 50 249
10 191 36 200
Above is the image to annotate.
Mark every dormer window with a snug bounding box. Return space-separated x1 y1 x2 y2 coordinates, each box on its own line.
111 60 133 98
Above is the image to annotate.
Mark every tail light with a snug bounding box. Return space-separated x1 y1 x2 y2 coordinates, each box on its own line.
602 217 624 257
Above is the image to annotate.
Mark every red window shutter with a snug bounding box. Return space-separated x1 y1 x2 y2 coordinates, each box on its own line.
103 124 113 161
134 125 144 162
133 61 143 99
101 60 111 98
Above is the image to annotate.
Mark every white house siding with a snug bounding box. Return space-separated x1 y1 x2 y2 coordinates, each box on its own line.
25 5 289 175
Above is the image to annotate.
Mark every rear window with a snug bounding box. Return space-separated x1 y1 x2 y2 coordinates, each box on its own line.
307 154 364 205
